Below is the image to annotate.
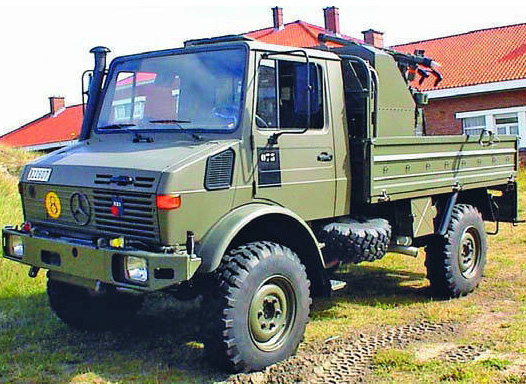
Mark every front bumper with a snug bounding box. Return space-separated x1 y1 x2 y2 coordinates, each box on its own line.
2 227 201 292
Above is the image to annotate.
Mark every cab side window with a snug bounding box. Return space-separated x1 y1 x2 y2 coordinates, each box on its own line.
256 62 278 128
256 59 324 129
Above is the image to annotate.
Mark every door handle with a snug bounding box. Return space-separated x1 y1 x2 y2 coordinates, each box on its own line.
317 152 333 162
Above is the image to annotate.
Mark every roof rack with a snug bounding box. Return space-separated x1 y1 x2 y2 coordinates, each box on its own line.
184 34 254 48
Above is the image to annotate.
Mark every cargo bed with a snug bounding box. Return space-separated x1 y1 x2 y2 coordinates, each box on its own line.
365 135 518 203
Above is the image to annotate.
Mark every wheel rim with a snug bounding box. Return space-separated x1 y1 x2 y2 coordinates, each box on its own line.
459 226 481 279
248 275 296 352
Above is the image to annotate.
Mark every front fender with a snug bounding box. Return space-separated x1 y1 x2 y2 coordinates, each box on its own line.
196 203 324 273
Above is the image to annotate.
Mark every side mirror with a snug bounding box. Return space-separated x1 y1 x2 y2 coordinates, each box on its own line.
81 70 93 114
257 51 312 146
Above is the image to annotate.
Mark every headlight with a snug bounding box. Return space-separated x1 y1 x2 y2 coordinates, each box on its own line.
6 235 24 258
125 256 148 283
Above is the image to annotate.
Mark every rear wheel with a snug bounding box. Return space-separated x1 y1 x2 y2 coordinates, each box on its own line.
425 204 487 298
204 241 311 372
47 279 144 330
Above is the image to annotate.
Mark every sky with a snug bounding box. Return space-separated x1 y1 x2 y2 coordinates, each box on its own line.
0 1 524 135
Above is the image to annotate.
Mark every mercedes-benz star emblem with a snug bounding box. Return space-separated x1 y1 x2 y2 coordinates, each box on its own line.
70 192 91 226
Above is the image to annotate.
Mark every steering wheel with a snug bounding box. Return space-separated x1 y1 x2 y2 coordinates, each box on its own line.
212 106 239 125
213 106 239 127
255 114 269 128
213 106 237 118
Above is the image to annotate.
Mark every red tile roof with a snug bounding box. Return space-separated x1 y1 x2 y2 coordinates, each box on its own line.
245 20 362 47
393 23 526 91
0 105 82 148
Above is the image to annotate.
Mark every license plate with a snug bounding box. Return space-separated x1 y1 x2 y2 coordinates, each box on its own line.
27 167 52 182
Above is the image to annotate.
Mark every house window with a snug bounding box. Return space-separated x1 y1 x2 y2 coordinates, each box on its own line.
494 113 519 135
457 107 526 148
462 115 485 136
256 59 324 129
112 97 146 121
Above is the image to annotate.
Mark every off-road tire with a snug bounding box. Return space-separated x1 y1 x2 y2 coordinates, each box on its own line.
204 241 311 372
47 279 144 330
425 204 487 298
318 218 391 264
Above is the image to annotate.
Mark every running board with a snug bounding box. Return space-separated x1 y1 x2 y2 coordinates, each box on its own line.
330 279 347 292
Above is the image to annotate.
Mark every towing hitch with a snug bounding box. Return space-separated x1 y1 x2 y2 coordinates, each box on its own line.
28 266 40 278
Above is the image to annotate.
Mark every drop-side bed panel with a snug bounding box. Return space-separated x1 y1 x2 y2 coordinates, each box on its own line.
368 135 518 202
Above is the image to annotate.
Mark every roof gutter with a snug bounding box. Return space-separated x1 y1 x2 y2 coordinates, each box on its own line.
425 78 526 99
19 139 79 152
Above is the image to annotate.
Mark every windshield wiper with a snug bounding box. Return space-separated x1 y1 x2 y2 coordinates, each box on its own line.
98 123 137 130
148 119 203 141
97 123 153 143
149 119 192 124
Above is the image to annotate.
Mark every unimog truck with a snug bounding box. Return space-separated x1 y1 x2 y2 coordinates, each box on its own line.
2 34 519 372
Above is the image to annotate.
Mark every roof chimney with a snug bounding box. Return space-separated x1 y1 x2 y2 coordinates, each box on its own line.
272 7 284 30
362 29 384 48
49 96 65 117
323 6 340 35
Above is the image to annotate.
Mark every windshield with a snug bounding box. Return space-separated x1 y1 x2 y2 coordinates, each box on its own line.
96 48 246 133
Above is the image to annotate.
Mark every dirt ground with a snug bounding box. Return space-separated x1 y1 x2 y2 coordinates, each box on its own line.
224 314 524 384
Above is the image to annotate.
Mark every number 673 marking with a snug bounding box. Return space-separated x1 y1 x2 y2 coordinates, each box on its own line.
260 152 277 162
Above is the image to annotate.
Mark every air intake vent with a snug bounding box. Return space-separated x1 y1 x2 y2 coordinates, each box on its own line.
94 174 112 185
205 149 235 190
134 176 155 188
94 174 155 189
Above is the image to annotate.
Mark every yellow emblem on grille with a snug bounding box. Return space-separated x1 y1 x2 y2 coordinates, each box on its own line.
110 237 125 248
44 191 61 219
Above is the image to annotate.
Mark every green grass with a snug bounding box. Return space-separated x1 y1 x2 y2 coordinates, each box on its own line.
0 147 525 383
371 348 517 383
371 348 516 383
0 145 42 183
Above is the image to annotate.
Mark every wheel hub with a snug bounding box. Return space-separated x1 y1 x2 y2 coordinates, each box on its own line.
459 227 480 279
249 277 295 352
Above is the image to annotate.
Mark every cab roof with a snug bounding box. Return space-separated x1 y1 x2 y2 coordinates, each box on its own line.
183 34 342 61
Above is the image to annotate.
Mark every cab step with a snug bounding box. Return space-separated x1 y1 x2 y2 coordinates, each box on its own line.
330 279 347 292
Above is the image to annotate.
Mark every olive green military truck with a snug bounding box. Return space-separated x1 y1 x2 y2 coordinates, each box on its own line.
2 35 519 372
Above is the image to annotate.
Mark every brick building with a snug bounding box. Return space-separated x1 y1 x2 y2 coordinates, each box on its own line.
394 24 526 164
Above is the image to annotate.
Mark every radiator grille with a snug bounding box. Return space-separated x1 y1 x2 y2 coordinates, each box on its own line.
93 190 157 241
205 149 235 190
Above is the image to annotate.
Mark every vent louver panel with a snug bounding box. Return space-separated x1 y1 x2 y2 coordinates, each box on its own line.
205 149 235 190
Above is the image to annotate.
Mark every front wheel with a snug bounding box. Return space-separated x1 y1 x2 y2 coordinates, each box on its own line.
47 279 144 330
425 204 487 298
204 241 311 372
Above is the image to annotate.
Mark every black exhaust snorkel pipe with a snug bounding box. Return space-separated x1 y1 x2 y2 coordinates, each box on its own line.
79 46 111 140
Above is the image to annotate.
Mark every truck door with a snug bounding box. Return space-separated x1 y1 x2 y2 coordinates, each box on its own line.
252 56 336 220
